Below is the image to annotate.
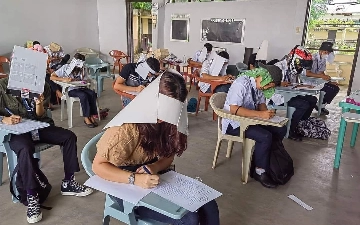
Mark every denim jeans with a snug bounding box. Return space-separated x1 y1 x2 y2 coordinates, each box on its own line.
122 97 132 107
226 124 287 170
205 84 231 93
287 95 317 132
111 197 220 225
321 83 340 104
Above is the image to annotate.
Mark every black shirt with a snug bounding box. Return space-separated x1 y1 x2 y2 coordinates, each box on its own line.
120 63 156 87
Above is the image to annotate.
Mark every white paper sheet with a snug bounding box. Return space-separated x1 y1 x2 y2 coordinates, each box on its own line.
0 119 50 135
254 116 287 124
84 175 152 205
8 46 48 94
288 194 313 211
209 54 226 76
152 171 222 212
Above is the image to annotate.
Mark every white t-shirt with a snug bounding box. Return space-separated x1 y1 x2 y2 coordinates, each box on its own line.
55 65 88 91
198 59 227 93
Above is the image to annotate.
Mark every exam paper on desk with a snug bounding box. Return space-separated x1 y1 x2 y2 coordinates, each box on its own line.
0 119 50 134
254 116 287 124
152 171 222 212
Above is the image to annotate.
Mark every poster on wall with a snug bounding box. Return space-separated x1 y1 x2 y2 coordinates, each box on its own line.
171 14 190 42
201 18 245 44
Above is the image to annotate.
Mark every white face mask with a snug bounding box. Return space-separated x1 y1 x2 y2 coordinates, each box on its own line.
321 54 329 61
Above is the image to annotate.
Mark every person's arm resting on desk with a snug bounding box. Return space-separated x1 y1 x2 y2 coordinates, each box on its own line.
50 65 73 83
113 65 145 93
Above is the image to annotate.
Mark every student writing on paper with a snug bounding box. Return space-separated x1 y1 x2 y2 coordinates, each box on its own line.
113 57 161 107
223 67 287 188
50 53 99 128
93 70 220 225
0 78 93 224
272 46 318 141
188 43 213 68
303 42 340 115
199 51 234 94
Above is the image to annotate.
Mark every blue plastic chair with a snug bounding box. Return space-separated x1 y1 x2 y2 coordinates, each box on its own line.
0 110 55 202
81 132 188 225
85 57 115 97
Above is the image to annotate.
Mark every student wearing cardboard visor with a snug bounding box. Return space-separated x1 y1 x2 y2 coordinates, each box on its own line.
223 68 287 188
113 57 161 107
51 53 99 128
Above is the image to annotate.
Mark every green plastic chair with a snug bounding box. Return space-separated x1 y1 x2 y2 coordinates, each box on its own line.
81 132 188 225
84 57 115 97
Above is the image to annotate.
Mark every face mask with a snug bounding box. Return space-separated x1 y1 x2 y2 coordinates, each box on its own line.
321 54 329 61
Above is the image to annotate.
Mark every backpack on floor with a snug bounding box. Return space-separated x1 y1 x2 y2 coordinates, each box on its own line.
10 158 52 208
297 117 331 140
187 98 197 113
269 136 294 185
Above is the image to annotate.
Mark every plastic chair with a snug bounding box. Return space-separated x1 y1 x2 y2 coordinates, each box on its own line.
272 105 296 138
194 71 230 121
85 57 115 97
109 50 130 74
74 48 99 58
209 93 255 183
59 85 101 128
235 62 248 73
0 110 54 202
81 133 185 225
0 56 10 74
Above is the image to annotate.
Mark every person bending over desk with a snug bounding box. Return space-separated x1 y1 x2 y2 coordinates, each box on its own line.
0 78 93 224
199 51 234 94
304 42 340 115
113 57 161 107
50 53 99 128
273 46 318 141
188 43 213 68
93 71 220 225
223 68 287 188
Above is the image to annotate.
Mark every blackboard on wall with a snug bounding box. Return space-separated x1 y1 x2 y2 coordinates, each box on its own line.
201 19 245 44
171 15 190 42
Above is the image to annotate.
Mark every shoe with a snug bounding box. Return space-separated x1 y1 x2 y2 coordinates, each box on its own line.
27 194 42 224
321 108 329 115
84 120 95 128
253 172 278 188
61 176 93 197
288 131 302 142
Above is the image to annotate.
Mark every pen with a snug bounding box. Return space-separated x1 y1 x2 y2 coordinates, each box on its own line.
142 165 151 174
5 107 14 115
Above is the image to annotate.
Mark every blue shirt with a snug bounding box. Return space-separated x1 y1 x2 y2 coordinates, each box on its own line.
222 76 265 133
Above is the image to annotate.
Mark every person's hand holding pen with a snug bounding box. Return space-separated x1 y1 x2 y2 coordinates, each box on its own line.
134 165 160 189
63 77 73 83
2 115 21 125
258 110 275 120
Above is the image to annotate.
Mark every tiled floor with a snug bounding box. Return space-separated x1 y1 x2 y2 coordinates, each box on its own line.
1 79 359 225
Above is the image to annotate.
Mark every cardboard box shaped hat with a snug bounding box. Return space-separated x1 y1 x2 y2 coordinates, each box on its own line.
104 68 188 135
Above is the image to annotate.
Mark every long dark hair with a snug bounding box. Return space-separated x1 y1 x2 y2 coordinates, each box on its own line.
136 71 188 158
72 53 85 75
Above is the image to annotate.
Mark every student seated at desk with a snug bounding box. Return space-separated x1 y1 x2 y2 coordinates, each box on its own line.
223 68 287 188
0 78 93 224
273 46 318 141
188 43 213 68
93 70 220 225
113 57 161 107
304 42 340 115
50 53 99 128
199 51 233 93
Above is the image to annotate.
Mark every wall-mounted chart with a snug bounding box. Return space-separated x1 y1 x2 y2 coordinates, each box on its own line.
171 14 190 42
201 18 245 44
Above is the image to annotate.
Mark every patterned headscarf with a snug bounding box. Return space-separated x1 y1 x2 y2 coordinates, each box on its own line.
240 67 275 99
